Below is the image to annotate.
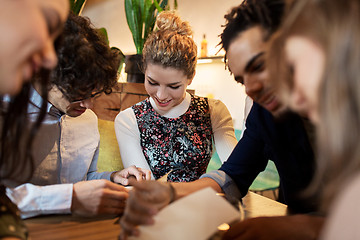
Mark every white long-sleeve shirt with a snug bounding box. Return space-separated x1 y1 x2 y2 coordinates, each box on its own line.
6 89 111 219
115 93 238 179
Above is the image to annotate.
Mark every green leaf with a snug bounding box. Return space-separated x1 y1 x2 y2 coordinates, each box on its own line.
125 0 142 54
134 0 143 54
71 0 87 15
143 1 156 46
139 0 146 35
111 47 126 74
159 0 168 9
154 0 164 12
97 28 109 45
69 0 75 11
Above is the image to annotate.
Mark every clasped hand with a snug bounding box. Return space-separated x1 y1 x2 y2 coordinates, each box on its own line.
112 165 152 185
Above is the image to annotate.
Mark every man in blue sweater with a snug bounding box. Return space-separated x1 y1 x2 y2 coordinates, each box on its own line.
211 0 316 212
119 0 324 239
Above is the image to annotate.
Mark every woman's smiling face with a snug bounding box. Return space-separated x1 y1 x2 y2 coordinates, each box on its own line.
144 63 193 113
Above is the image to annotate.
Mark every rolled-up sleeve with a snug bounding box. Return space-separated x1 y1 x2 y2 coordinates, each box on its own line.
200 170 241 199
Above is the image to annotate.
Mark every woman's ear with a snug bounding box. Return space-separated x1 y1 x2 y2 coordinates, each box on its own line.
188 70 196 85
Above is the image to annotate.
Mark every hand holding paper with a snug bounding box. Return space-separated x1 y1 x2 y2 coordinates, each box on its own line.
121 185 241 240
119 180 173 238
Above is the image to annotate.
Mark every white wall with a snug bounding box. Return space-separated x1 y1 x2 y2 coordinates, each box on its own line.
82 0 246 130
191 60 246 130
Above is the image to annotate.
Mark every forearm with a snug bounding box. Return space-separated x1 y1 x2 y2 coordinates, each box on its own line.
86 143 113 181
87 170 112 181
118 141 153 178
172 177 222 200
115 110 154 178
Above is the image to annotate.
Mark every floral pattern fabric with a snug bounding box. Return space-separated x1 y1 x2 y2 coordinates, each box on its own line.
133 95 213 182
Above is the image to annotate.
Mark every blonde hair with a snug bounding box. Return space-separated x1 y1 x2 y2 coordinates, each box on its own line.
269 0 360 212
142 11 197 79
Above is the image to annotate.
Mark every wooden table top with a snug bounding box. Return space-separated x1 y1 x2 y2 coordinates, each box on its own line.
25 215 120 240
25 191 287 240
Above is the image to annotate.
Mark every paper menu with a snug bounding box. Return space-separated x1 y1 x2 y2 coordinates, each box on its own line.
128 187 240 240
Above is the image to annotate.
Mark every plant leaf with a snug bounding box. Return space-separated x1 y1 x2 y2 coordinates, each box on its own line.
71 0 87 15
159 0 168 9
97 27 109 45
134 0 143 54
125 0 142 54
143 1 156 48
154 0 164 12
69 0 75 11
111 47 126 74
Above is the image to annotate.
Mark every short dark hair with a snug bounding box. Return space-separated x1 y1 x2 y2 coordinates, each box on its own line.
51 13 120 101
219 0 285 54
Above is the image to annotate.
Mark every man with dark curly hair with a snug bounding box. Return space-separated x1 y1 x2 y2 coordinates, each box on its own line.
6 13 150 218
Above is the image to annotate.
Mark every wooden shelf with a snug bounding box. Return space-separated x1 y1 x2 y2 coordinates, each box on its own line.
91 82 194 121
197 55 224 64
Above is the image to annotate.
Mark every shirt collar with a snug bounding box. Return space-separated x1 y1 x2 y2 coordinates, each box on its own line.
29 86 53 113
149 92 191 118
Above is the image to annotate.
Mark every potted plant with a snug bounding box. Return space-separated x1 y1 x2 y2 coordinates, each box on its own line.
124 0 177 83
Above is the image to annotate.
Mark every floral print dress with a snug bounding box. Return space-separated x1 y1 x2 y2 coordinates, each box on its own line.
133 95 213 182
